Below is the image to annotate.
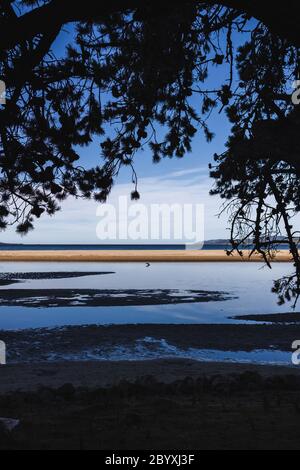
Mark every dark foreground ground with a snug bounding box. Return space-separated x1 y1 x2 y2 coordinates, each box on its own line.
1 318 300 449
2 368 300 450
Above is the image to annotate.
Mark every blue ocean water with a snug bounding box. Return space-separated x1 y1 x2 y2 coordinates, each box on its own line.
0 243 291 250
0 261 295 365
0 261 293 329
0 243 186 251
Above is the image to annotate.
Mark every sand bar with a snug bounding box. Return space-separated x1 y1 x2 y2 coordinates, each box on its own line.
0 249 293 262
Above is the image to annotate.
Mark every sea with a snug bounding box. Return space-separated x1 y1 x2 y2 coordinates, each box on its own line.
0 243 294 365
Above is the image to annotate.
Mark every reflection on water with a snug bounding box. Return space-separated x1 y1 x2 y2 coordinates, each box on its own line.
0 261 294 330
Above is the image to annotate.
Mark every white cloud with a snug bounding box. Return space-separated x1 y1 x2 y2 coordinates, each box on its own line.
0 167 228 243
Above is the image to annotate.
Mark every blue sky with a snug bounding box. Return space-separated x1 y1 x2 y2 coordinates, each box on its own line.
2 19 236 244
2 111 231 244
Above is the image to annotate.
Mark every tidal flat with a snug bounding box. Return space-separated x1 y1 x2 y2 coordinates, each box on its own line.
1 323 299 364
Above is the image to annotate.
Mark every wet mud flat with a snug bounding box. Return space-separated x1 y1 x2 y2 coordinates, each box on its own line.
232 313 300 323
1 323 299 363
0 271 114 286
0 288 234 307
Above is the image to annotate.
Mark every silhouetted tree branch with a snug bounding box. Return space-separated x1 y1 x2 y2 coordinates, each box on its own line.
2 1 300 50
1 1 300 304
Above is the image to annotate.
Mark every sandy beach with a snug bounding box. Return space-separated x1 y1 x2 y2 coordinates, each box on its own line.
0 249 294 262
